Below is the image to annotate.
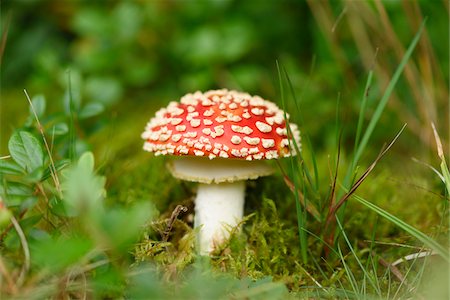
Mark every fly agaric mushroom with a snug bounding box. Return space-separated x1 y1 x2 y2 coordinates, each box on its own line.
142 89 300 254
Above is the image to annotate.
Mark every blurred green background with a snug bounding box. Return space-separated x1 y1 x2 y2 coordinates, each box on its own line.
0 1 449 298
2 0 448 158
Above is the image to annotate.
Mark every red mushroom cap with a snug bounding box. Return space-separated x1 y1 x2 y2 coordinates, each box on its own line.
142 89 300 161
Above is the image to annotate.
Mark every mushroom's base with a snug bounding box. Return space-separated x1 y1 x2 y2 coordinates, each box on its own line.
194 181 245 255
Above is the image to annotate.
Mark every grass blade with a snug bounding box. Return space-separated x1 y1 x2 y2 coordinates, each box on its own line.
353 19 427 165
352 194 449 262
277 60 308 263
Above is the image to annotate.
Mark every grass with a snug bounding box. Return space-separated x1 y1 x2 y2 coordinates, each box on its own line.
0 1 449 299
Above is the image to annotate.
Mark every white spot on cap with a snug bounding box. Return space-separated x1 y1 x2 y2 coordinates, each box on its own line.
253 153 264 160
202 128 212 135
179 148 189 155
208 153 216 159
169 107 184 116
281 139 289 147
187 106 195 112
265 150 279 159
251 108 264 116
242 111 251 119
244 136 260 145
213 125 225 137
190 119 201 127
186 112 199 121
159 134 170 142
276 127 287 136
231 149 241 157
172 134 182 142
202 99 213 106
261 138 275 149
274 114 284 125
183 132 197 138
203 109 214 117
194 150 204 156
232 125 253 135
231 135 242 145
199 136 211 144
215 116 227 123
265 116 275 125
194 142 204 149
256 121 272 133
229 103 238 109
203 119 213 125
231 125 243 133
171 118 183 125
219 151 229 158
249 147 259 154
176 125 186 132
228 115 242 122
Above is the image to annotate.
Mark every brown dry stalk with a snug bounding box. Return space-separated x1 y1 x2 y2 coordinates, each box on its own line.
323 124 407 248
24 89 62 195
162 205 188 242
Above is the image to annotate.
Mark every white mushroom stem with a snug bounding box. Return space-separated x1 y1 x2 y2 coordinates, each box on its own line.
194 181 245 255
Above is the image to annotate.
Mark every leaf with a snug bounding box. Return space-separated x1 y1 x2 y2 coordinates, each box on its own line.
23 167 44 183
51 122 69 135
79 102 104 119
41 159 70 181
8 131 44 173
0 182 34 206
61 152 105 214
97 202 155 251
0 159 25 176
29 94 46 118
31 235 93 272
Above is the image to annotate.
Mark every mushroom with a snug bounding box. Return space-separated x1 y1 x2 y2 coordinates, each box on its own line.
142 89 300 254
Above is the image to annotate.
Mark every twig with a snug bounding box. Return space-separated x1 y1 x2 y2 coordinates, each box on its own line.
391 250 436 266
11 215 30 287
24 89 62 195
0 209 27 242
324 124 407 234
162 205 188 242
0 254 18 294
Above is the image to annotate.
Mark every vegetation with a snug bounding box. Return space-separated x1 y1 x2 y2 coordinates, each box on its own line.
1 1 448 299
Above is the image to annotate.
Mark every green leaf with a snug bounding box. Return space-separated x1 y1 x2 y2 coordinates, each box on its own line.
23 167 44 183
61 152 105 214
31 235 93 272
97 202 155 251
79 102 104 119
51 122 69 135
0 159 26 176
8 131 44 173
41 159 70 182
0 182 34 206
49 196 77 218
29 94 46 118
